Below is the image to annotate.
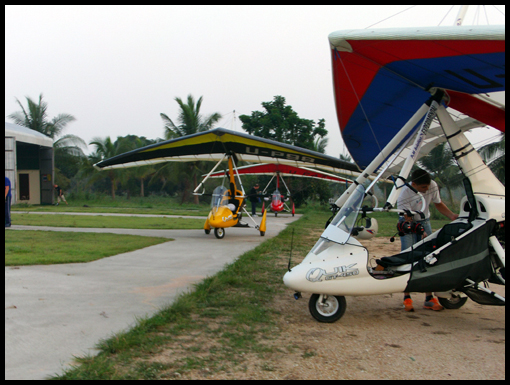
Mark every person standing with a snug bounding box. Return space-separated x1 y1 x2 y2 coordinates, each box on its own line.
249 183 260 216
54 184 68 205
5 176 12 227
397 168 458 312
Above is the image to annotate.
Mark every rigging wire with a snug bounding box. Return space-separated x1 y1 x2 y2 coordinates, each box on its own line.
366 5 504 29
491 4 505 17
364 5 417 29
334 49 384 155
217 110 238 131
437 5 455 26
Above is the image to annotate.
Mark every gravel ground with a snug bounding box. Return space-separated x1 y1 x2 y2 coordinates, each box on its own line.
182 237 505 380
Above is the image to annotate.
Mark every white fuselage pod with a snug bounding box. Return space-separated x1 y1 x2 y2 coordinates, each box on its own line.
283 237 410 296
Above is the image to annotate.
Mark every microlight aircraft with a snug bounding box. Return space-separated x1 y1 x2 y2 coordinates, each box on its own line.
94 128 360 239
207 163 353 217
283 23 506 322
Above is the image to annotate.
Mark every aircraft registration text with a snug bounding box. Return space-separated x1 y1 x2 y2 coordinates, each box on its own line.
245 147 316 163
306 264 359 282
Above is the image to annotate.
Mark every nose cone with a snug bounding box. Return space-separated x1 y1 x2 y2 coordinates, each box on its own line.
209 206 234 227
283 269 301 291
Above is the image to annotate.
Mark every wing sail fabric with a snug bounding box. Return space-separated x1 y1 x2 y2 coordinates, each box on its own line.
207 163 354 184
329 25 505 170
94 127 360 175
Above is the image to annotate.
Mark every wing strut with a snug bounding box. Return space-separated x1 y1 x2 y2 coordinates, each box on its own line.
335 94 440 208
384 90 443 210
193 154 227 195
436 105 505 197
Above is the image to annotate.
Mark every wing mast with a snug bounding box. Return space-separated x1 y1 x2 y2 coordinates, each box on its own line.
455 5 470 26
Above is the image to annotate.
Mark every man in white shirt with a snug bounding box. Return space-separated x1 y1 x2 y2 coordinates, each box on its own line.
397 168 458 312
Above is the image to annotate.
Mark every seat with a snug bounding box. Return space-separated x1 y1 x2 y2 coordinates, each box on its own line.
433 221 472 249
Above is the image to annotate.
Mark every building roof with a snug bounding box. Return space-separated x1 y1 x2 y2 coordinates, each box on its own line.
5 122 54 148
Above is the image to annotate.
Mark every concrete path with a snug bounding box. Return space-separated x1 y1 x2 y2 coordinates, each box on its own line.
5 214 300 380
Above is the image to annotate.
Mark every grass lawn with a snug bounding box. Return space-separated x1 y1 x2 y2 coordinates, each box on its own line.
5 231 171 266
10 213 205 230
49 209 453 380
11 196 213 217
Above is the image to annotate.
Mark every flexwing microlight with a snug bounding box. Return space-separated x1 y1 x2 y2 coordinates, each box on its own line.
284 25 505 322
94 128 360 239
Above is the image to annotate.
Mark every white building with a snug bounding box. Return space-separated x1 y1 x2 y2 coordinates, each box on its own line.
5 122 54 205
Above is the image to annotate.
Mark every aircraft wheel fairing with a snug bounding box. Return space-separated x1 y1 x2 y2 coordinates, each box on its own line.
309 294 346 323
214 228 225 239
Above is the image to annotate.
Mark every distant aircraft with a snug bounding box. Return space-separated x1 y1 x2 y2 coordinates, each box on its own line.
94 127 360 239
208 163 353 217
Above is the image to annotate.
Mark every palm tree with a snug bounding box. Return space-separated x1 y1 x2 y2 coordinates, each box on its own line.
161 95 222 139
8 93 87 187
160 94 222 204
8 94 76 139
311 137 329 154
418 142 463 207
53 134 88 190
116 136 156 198
88 136 132 199
478 133 505 184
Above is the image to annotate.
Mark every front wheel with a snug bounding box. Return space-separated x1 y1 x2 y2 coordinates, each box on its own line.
214 227 225 239
438 294 468 309
309 294 346 323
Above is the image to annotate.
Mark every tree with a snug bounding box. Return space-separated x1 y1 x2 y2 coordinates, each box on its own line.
240 96 331 206
418 142 463 207
88 136 132 199
161 94 222 139
116 136 157 198
311 136 329 154
478 133 505 184
239 95 328 151
8 93 87 187
53 134 88 190
8 94 76 139
160 94 222 204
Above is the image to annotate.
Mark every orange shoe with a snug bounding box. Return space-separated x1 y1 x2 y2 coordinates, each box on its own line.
423 297 444 311
403 298 414 312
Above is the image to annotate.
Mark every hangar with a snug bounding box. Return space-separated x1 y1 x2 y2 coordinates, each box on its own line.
5 122 54 205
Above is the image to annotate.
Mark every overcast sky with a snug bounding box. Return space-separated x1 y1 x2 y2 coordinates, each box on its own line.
5 5 505 157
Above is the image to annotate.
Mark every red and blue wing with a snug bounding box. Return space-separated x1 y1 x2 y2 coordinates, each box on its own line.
329 25 505 170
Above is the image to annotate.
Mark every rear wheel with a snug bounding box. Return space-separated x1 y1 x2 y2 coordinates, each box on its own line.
438 294 468 309
309 294 346 323
214 228 225 239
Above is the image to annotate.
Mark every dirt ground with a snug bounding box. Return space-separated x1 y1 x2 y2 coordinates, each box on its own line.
184 237 506 380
